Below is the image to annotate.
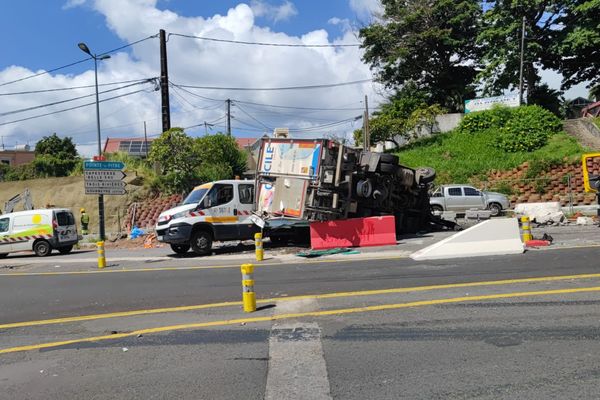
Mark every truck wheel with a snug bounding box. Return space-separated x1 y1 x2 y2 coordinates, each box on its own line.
191 230 212 256
416 167 436 185
431 205 444 214
488 203 502 216
170 243 190 254
58 245 73 255
34 240 52 257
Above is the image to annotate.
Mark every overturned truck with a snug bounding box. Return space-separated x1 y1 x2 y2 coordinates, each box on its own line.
254 137 449 236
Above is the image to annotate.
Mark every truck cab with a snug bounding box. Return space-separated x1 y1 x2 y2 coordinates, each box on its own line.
155 180 259 255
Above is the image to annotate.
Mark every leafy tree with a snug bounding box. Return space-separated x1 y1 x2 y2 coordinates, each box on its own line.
148 129 248 194
558 0 600 90
355 85 446 147
528 84 564 117
195 133 247 178
478 0 600 101
360 0 481 112
35 133 77 158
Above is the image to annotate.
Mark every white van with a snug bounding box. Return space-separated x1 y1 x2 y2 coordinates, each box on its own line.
0 208 80 258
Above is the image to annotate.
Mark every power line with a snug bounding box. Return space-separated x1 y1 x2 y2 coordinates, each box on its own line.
0 34 158 88
287 116 362 132
0 89 147 127
234 103 271 130
225 99 367 111
171 78 372 92
169 32 360 48
0 80 155 117
0 78 157 96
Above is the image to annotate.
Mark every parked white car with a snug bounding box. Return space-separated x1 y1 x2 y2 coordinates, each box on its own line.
429 185 510 216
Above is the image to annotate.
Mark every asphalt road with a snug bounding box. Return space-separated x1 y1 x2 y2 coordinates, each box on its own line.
2 246 600 399
0 247 598 323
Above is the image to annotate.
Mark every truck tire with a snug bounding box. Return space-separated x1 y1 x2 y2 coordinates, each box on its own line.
170 243 190 254
190 230 212 256
0 253 7 259
58 245 73 255
34 240 52 257
431 205 444 213
488 202 502 217
416 167 436 185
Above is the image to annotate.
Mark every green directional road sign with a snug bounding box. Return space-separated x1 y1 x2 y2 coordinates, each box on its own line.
84 161 125 170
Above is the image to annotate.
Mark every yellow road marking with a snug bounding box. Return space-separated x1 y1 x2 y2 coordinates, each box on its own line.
2 285 600 355
0 255 407 277
3 271 600 330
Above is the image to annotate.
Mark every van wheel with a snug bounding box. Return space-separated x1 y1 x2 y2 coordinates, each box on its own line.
34 240 52 257
190 230 212 256
170 243 190 255
0 253 7 259
58 245 73 255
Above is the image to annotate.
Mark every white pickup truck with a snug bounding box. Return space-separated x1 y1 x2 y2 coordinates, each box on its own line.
429 185 510 216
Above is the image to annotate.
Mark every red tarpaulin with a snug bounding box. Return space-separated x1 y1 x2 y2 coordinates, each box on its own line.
309 216 397 250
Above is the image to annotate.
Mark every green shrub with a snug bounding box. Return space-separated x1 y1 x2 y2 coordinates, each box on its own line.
525 159 557 179
494 106 562 152
457 106 512 134
490 182 516 196
534 177 550 194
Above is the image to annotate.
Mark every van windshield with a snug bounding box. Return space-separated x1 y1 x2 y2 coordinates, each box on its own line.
182 188 208 205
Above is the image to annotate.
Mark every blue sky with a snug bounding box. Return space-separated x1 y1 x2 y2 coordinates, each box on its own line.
0 1 363 75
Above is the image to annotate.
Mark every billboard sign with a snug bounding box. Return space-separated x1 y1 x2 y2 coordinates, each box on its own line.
464 94 520 113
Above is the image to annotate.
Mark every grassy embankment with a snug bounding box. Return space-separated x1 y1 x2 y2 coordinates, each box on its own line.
398 128 586 184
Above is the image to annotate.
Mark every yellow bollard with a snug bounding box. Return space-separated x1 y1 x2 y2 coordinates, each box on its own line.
240 263 256 313
520 216 533 242
254 232 264 261
97 241 106 269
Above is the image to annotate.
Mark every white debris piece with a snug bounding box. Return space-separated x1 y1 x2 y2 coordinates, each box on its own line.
514 202 565 224
576 216 595 225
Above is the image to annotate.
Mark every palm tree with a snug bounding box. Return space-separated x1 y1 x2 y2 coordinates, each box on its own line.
590 85 600 102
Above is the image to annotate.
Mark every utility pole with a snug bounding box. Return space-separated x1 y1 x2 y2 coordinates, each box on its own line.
159 29 171 133
518 16 526 105
226 99 232 135
143 121 149 158
363 95 370 150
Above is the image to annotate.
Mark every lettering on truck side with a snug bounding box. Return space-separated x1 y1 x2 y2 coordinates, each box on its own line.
263 144 274 173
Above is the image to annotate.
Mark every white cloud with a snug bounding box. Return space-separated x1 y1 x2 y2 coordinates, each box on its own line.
0 1 380 157
250 0 298 23
348 0 382 21
62 0 87 9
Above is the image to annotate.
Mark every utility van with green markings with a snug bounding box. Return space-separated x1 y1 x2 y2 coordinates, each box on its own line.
0 208 80 258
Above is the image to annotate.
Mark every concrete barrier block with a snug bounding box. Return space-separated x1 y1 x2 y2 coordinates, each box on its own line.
410 218 524 261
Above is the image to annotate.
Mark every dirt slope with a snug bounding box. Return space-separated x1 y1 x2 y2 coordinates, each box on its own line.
0 175 148 235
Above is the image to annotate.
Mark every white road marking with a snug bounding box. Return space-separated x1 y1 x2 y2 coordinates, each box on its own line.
265 299 332 400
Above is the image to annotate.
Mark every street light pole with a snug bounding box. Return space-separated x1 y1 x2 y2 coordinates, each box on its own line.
78 42 110 241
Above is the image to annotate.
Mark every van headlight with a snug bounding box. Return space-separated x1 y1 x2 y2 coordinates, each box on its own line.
172 211 189 220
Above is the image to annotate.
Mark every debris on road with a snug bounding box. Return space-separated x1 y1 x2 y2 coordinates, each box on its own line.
297 248 357 258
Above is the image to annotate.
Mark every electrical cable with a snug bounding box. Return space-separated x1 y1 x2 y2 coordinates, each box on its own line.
169 32 360 47
0 78 158 96
0 89 147 127
234 103 272 130
171 78 372 92
0 79 154 117
0 34 158 88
